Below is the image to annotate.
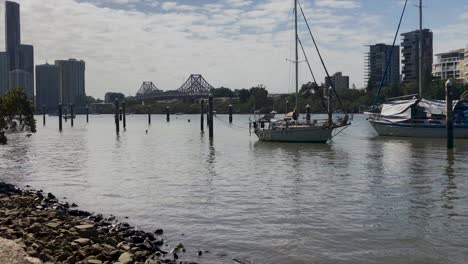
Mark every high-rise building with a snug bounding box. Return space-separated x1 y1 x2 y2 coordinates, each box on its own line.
0 52 9 95
9 69 33 101
465 44 468 84
16 44 34 93
325 72 349 90
365 44 400 90
36 63 60 112
5 1 20 70
55 59 86 106
432 49 465 83
401 29 433 86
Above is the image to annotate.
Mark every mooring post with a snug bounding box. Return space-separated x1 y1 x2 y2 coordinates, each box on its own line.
86 105 89 123
64 106 68 122
70 104 74 127
148 106 151 125
200 99 205 133
166 106 170 122
115 99 120 134
229 104 233 123
42 105 46 126
306 104 311 123
119 107 123 121
286 100 290 114
122 101 126 129
446 79 454 149
209 94 214 139
58 104 63 131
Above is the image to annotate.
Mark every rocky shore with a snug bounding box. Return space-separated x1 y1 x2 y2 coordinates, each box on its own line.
0 182 198 264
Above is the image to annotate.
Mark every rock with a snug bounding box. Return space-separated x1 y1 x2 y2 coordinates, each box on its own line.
198 251 203 256
173 252 179 260
28 223 42 233
71 203 78 207
46 222 61 228
154 229 163 235
47 193 56 199
118 252 134 264
75 224 98 238
74 238 92 246
87 259 103 264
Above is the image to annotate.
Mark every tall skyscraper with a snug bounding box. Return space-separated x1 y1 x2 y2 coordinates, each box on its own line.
36 63 60 111
365 44 400 90
9 69 33 101
16 44 34 92
0 52 9 95
401 29 433 86
55 59 86 106
5 1 20 70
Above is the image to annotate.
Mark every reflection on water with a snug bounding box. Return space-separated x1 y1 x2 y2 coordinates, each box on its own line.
0 114 468 264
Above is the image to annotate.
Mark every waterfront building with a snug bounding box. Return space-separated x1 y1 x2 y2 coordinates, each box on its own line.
401 29 433 86
55 59 86 106
465 44 468 84
325 72 349 90
5 1 20 70
0 52 9 95
432 49 465 83
36 63 60 112
9 69 33 101
365 44 400 90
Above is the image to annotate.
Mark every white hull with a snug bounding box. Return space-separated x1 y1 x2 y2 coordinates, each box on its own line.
369 120 468 139
255 126 333 143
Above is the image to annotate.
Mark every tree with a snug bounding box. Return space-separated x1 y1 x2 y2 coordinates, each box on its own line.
249 85 269 109
105 92 125 103
238 89 251 103
299 82 319 98
211 87 235 98
0 89 37 145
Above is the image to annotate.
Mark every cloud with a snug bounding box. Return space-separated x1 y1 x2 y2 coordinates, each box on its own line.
0 0 465 98
314 0 360 9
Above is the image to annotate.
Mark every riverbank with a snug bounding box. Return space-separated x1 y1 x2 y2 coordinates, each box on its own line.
0 182 198 264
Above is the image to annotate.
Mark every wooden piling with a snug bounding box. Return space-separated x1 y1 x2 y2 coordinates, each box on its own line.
208 95 214 139
166 106 170 122
229 104 233 123
148 106 151 125
64 106 68 122
58 104 63 131
122 101 126 129
115 99 120 134
306 104 311 123
286 100 289 114
86 106 89 123
200 99 204 133
42 105 46 126
119 108 123 121
70 104 74 127
446 79 454 149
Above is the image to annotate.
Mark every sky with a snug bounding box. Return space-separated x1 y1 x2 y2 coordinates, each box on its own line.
0 0 467 98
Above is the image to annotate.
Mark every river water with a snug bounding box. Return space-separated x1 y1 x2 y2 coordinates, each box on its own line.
0 114 467 264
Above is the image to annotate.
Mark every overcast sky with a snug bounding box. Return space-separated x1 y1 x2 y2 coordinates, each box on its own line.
0 0 467 98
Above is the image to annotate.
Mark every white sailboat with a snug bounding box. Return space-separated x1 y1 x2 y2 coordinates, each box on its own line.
253 0 350 143
367 0 468 138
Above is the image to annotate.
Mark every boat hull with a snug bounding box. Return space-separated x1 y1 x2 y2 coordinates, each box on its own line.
255 126 333 143
369 120 468 139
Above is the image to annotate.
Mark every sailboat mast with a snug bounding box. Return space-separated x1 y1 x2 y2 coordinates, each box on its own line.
418 0 423 97
294 0 299 110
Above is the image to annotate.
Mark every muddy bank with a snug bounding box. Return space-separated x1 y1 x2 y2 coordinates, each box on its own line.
0 182 199 264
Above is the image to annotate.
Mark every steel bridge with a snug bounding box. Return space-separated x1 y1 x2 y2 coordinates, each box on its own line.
135 74 213 100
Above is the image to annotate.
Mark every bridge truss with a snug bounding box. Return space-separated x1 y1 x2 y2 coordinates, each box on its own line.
136 82 161 97
177 74 213 96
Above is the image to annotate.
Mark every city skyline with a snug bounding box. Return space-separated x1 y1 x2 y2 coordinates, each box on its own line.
0 0 467 98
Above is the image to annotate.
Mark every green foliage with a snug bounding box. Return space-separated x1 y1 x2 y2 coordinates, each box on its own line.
211 87 235 98
0 89 37 145
238 89 250 103
105 92 125 103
